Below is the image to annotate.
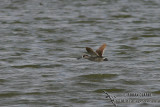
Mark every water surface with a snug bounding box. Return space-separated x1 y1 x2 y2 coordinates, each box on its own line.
0 0 160 107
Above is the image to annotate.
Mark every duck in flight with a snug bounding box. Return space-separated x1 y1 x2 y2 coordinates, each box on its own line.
82 43 108 62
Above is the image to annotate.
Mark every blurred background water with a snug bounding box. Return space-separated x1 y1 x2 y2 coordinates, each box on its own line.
0 0 160 107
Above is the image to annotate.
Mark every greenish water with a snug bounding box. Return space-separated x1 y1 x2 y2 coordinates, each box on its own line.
0 0 160 107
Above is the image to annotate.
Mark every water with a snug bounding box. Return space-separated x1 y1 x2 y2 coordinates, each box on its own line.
0 0 160 107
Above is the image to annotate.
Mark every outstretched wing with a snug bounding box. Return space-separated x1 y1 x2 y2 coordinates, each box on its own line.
96 43 107 57
86 47 99 57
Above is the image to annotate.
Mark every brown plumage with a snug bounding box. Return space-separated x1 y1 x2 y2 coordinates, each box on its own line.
96 43 107 57
86 47 99 57
82 43 108 62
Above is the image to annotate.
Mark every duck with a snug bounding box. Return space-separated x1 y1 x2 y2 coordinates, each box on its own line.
82 43 108 62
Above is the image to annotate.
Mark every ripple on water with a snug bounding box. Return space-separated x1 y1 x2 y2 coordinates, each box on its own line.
0 92 21 98
0 79 7 84
69 18 103 24
95 88 125 93
11 64 63 69
43 38 67 44
68 98 87 104
153 90 160 95
37 28 58 33
10 20 30 24
111 14 133 19
24 91 57 96
118 45 137 50
37 27 74 34
119 79 145 85
77 73 118 82
140 34 159 38
142 27 160 32
34 17 53 20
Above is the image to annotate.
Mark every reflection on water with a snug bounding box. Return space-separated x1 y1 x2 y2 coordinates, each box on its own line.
0 0 160 107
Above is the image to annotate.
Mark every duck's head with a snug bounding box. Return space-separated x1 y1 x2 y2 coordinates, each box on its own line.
103 58 108 61
82 54 89 59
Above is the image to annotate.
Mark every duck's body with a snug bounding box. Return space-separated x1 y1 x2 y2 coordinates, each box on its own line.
82 43 108 62
83 55 108 62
